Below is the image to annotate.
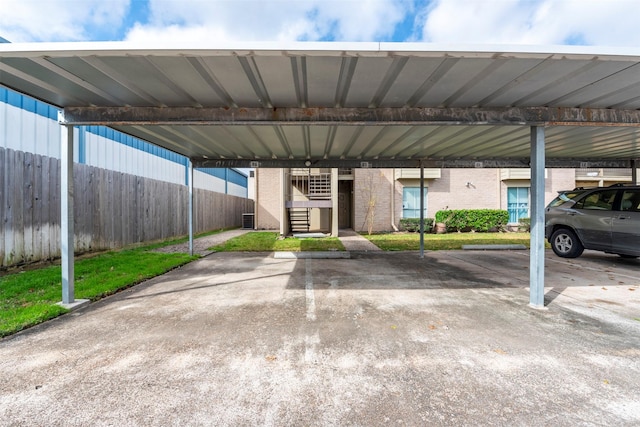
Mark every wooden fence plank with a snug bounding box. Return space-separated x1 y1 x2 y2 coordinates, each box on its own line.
31 153 43 261
23 152 34 263
12 150 25 264
40 155 52 260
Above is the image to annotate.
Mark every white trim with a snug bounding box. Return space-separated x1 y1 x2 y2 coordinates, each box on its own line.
3 41 640 60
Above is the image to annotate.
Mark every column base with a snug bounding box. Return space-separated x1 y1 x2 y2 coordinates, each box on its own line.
57 299 90 311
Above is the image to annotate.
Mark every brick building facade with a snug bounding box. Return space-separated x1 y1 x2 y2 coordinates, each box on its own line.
255 167 632 235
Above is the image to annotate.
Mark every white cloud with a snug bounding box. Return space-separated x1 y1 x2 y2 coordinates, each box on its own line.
2 0 639 47
124 0 411 42
421 0 640 46
0 0 130 42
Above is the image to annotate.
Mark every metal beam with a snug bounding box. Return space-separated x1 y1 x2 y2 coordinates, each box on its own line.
193 158 635 169
529 126 546 309
62 106 640 127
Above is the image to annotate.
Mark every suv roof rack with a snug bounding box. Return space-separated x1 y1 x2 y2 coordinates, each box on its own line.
608 183 637 187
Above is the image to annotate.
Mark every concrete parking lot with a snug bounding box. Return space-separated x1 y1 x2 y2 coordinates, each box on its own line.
1 249 639 426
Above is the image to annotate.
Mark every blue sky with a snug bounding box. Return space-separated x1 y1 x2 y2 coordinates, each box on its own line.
1 0 640 46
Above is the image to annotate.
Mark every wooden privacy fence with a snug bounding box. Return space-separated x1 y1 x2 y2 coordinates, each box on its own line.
0 147 254 267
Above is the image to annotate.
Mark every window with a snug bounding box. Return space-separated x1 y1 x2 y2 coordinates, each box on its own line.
548 191 582 207
402 187 428 218
620 190 640 212
507 187 529 223
574 189 617 211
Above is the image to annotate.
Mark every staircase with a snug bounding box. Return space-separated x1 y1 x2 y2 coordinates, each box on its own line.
288 207 310 233
286 168 332 233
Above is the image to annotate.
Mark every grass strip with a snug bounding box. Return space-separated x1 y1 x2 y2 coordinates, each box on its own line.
363 232 545 251
210 232 345 252
0 248 196 338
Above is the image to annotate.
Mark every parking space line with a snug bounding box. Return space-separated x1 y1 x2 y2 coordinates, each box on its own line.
305 258 317 321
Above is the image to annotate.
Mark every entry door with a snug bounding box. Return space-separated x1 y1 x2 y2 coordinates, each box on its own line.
338 181 352 229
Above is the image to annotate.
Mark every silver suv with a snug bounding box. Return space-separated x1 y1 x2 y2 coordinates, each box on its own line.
545 184 640 258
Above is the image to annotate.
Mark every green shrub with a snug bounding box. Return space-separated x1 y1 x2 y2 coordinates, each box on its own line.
399 218 434 232
434 209 509 232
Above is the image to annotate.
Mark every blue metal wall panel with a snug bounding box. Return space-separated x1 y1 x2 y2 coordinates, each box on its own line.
227 168 248 187
196 167 226 180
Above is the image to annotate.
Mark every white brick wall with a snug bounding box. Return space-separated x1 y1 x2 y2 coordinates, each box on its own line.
255 169 281 230
353 169 394 233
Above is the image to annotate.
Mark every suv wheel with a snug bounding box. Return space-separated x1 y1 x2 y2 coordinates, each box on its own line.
551 228 584 258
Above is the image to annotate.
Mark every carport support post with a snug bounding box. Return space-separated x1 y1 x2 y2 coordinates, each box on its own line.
529 126 546 308
331 168 339 237
632 159 637 184
419 162 425 259
60 121 75 304
187 159 194 256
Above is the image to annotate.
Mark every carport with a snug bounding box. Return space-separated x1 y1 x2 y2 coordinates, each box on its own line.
1 42 640 309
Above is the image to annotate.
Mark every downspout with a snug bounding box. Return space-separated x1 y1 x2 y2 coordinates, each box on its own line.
255 169 259 228
497 169 502 211
391 169 399 231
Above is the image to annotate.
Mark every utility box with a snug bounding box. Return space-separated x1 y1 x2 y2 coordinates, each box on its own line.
242 213 254 229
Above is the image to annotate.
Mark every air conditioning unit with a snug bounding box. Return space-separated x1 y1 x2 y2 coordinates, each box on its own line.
242 213 254 229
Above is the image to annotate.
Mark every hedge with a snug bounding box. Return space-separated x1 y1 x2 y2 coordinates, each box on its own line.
434 209 509 232
399 218 435 232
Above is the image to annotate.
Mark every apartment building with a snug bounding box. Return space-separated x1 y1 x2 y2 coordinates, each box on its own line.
255 167 637 235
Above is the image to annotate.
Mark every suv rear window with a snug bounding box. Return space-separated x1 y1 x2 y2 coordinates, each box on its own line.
548 191 583 207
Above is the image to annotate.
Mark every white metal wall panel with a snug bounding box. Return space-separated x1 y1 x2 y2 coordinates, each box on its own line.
84 131 184 185
1 102 60 158
194 170 225 193
227 182 248 198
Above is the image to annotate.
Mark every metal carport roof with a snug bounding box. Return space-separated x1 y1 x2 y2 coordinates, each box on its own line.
2 41 640 309
1 41 640 167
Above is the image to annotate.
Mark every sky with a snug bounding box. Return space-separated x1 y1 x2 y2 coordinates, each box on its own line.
1 0 640 47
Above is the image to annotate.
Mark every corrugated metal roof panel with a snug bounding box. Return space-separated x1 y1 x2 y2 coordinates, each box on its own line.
2 41 640 163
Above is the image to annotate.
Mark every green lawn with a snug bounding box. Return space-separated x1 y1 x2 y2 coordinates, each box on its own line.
0 248 196 338
210 232 345 252
363 232 541 251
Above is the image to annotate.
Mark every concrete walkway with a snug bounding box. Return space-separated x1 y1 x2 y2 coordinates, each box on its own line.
153 228 251 256
338 229 382 251
155 229 382 256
